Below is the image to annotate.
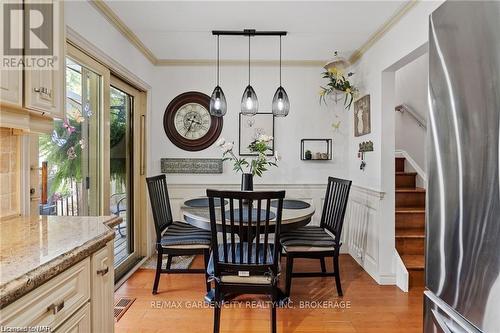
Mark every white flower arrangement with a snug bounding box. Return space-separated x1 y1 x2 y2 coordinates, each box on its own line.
217 136 279 177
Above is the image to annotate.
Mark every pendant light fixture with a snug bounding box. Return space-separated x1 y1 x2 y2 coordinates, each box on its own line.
272 35 290 117
240 34 258 116
209 35 227 117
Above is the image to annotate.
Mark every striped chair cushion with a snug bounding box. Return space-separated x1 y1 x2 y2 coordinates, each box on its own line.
160 221 211 247
207 243 276 284
280 226 336 250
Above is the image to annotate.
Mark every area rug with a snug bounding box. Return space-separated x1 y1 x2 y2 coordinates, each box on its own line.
141 254 195 270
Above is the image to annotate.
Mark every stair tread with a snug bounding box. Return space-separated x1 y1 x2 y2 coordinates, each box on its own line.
396 229 425 238
401 255 425 270
396 207 425 213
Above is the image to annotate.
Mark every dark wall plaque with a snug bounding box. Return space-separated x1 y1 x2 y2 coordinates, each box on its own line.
161 158 223 174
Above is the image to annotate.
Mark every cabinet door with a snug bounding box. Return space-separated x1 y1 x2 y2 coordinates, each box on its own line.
54 303 91 333
0 70 22 107
91 241 115 333
23 0 65 118
0 3 22 108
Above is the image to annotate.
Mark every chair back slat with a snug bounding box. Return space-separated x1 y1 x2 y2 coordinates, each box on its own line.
238 198 244 263
207 189 285 278
220 198 228 263
229 199 236 263
255 199 261 264
146 175 174 242
320 177 352 241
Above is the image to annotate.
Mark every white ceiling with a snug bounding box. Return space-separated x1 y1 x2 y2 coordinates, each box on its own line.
105 1 407 61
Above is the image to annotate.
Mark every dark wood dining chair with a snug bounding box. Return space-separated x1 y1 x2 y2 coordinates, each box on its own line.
206 189 285 333
146 175 212 295
280 177 351 297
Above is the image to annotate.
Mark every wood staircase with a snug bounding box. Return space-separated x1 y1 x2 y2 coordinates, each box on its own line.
395 157 425 288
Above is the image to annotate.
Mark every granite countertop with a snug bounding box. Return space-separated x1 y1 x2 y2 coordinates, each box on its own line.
0 215 121 309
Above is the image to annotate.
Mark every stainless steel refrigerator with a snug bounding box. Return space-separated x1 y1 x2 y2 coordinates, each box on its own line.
426 1 500 332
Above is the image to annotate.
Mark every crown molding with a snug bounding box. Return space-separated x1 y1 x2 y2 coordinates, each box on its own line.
155 59 325 67
89 0 158 65
348 0 419 64
89 0 418 68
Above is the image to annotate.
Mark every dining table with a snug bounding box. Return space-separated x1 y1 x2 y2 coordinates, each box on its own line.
180 196 316 304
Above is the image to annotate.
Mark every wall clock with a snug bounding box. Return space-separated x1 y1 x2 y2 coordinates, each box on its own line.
163 92 223 151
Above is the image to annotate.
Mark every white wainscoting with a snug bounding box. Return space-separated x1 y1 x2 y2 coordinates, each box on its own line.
344 185 386 283
165 183 386 284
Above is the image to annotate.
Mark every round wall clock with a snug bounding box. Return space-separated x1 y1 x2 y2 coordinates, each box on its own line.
163 92 223 151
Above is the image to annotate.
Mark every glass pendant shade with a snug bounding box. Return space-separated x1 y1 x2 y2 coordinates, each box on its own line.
209 85 227 117
272 86 290 117
240 85 258 116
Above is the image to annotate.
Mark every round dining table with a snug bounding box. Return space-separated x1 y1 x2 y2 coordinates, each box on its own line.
181 197 316 233
180 197 316 304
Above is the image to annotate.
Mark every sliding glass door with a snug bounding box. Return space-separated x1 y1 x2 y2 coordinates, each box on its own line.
39 43 147 280
110 76 144 279
39 49 105 216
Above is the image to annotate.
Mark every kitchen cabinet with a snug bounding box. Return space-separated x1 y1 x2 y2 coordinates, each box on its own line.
91 241 115 333
0 70 22 108
0 241 115 332
0 0 65 124
23 0 65 118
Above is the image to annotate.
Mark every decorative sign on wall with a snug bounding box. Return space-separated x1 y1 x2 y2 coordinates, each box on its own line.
358 141 374 152
358 140 374 171
354 94 371 137
161 158 223 174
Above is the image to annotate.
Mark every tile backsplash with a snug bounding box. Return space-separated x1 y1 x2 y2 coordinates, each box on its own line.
0 128 21 219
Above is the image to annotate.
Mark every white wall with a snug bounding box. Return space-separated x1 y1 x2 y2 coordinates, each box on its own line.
150 65 349 185
346 0 444 284
395 53 428 171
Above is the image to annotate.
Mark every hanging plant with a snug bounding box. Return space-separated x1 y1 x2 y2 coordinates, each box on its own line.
319 53 358 110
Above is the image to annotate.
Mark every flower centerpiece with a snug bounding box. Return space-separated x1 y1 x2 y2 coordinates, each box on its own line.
319 52 358 110
217 135 280 191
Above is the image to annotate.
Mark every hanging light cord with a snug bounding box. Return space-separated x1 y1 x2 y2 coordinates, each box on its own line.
279 35 282 86
248 35 251 85
216 35 220 86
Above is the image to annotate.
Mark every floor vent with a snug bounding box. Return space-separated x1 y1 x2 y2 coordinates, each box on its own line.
114 297 136 322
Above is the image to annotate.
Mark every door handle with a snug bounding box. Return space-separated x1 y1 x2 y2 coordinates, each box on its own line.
97 266 109 276
140 115 146 175
47 300 65 315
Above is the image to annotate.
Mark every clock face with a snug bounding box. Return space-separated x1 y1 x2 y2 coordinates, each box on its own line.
174 103 212 140
163 92 223 151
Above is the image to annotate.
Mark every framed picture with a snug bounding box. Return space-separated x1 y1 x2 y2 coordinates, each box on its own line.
239 113 275 156
354 94 371 137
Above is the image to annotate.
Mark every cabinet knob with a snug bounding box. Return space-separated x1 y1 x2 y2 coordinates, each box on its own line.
97 266 109 276
47 300 65 315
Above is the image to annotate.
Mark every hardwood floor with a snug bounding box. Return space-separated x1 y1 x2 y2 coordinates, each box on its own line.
115 254 424 333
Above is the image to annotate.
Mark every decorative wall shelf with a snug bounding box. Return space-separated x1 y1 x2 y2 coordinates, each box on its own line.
300 139 332 160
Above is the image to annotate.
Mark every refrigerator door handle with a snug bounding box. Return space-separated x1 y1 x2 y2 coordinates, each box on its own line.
432 309 453 333
432 308 473 333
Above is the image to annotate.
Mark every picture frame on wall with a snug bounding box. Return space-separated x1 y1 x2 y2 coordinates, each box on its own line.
239 112 275 156
354 94 371 137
